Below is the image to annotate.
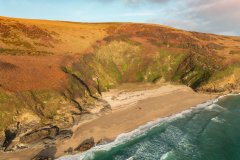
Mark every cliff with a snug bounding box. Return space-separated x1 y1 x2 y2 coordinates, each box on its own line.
0 16 240 152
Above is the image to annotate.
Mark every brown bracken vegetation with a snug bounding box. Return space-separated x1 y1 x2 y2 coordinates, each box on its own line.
0 16 240 154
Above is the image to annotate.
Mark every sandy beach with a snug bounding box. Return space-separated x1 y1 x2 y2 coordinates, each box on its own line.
0 84 216 160
54 84 215 158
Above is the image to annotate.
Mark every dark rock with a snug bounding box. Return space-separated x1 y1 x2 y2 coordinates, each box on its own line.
32 146 56 160
3 129 17 151
75 137 95 152
20 126 59 144
96 138 112 145
64 147 73 154
56 130 73 140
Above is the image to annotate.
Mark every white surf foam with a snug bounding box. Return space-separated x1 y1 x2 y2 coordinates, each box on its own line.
211 116 226 123
160 151 174 160
58 93 239 160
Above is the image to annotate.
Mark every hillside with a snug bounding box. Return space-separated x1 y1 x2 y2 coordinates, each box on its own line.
0 16 240 153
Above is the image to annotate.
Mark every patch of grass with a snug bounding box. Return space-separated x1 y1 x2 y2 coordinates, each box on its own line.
0 48 53 55
0 91 16 131
146 72 161 83
96 40 143 81
209 63 240 82
136 71 144 82
31 90 66 119
170 52 215 88
11 22 55 41
1 38 33 48
0 90 12 103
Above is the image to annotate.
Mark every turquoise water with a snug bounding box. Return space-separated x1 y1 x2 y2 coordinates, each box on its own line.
60 95 240 160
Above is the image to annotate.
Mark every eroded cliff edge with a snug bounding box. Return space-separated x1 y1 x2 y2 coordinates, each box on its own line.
0 16 240 154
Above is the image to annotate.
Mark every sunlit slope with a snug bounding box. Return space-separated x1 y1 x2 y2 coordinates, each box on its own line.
0 16 240 151
0 16 114 55
1 16 240 92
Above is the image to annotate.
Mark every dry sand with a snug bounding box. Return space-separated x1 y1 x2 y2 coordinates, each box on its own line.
0 84 216 160
102 84 192 110
54 84 215 158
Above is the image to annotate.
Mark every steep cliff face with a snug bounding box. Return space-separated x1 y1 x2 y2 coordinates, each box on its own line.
0 82 110 151
200 63 240 92
0 16 240 151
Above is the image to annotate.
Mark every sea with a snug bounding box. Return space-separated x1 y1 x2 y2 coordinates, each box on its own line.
59 94 240 160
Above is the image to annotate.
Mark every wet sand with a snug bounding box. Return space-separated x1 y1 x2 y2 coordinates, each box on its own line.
55 84 215 158
0 84 216 160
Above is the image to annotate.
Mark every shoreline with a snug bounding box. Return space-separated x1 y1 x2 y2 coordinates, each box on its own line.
59 97 217 160
0 84 217 160
55 84 216 158
60 92 240 160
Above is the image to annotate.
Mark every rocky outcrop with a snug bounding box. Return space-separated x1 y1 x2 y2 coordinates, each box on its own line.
0 16 240 157
2 128 17 151
0 82 111 152
0 40 238 154
32 146 57 160
74 137 95 152
20 126 59 144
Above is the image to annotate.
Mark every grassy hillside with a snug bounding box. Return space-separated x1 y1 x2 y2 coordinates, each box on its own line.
0 16 240 151
0 16 114 55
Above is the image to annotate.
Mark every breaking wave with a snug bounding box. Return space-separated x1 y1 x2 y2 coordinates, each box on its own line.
58 93 240 160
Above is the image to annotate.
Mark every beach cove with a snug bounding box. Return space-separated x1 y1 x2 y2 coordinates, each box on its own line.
60 93 240 160
55 84 216 159
0 84 216 160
